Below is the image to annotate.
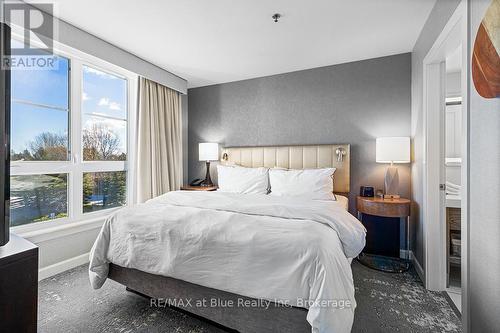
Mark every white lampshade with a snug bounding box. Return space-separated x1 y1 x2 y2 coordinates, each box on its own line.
376 137 410 163
199 143 219 161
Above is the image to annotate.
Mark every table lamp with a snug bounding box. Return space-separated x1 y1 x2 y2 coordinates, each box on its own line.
376 137 410 198
199 143 219 186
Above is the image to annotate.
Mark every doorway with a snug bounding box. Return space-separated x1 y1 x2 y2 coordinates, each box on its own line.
444 46 463 311
422 0 467 316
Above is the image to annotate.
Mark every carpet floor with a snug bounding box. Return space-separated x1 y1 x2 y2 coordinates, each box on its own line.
38 261 461 332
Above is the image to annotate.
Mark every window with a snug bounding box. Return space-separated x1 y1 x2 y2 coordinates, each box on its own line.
81 66 128 216
11 39 70 162
10 36 136 229
82 66 127 161
10 47 70 227
83 171 126 213
10 174 68 226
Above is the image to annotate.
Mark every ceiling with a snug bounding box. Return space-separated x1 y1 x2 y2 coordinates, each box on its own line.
43 0 437 88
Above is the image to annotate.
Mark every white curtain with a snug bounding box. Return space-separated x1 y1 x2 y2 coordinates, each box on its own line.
137 77 182 202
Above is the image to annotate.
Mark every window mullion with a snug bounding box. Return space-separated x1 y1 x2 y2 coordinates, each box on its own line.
70 60 84 222
10 162 73 176
82 161 127 173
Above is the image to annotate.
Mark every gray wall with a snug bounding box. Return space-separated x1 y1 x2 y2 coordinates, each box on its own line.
468 1 500 330
410 0 461 267
188 53 411 213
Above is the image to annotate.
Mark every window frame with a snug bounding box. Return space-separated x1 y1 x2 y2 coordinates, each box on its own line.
10 29 138 234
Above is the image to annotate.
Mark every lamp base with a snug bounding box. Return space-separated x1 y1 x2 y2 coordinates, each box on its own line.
201 161 214 187
384 165 399 196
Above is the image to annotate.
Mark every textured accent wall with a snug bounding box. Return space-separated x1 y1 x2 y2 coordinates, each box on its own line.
187 53 411 212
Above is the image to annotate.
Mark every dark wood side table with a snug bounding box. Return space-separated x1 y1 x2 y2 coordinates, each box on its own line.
180 185 218 191
356 196 411 273
0 234 38 333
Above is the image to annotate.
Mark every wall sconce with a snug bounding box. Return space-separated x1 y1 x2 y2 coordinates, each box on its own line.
336 147 346 162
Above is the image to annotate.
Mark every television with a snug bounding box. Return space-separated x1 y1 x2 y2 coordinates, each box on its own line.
0 22 10 246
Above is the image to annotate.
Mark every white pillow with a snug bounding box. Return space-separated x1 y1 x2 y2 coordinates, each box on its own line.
217 165 269 194
269 168 336 200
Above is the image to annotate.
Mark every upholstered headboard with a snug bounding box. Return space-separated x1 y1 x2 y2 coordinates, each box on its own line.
220 144 350 194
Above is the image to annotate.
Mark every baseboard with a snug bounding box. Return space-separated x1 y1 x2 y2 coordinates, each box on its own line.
444 290 462 317
399 249 410 259
38 252 90 281
400 249 425 282
412 253 425 283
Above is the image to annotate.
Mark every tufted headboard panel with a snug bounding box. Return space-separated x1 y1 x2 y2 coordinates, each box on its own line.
220 144 350 194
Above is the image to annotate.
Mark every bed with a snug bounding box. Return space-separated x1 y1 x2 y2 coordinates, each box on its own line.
89 144 366 333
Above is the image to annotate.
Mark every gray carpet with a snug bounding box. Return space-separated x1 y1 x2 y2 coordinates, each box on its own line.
38 262 461 332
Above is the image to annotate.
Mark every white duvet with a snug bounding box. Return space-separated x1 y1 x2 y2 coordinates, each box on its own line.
89 191 366 333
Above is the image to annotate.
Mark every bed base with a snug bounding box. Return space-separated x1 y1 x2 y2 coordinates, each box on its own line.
108 264 311 333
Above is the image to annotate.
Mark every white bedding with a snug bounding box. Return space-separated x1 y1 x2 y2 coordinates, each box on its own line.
335 195 349 211
269 167 336 200
89 191 366 333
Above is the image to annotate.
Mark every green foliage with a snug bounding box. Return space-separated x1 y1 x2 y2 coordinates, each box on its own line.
33 212 68 222
10 174 68 226
82 171 126 213
12 132 68 161
83 173 94 201
11 124 127 226
11 125 127 161
82 123 125 161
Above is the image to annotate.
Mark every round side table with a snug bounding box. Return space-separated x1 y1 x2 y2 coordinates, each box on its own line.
356 196 411 273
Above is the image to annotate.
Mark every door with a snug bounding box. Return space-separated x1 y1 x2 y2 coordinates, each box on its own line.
424 60 448 290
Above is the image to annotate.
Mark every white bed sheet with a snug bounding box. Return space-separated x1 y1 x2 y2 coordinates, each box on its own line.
89 191 365 333
335 195 349 211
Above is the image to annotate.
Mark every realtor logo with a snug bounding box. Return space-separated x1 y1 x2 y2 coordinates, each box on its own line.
1 1 58 70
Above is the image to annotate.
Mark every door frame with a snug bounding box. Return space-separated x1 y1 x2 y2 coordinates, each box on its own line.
422 0 467 297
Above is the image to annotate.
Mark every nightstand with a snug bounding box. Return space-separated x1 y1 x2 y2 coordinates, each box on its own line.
180 185 218 191
356 196 411 273
0 234 38 332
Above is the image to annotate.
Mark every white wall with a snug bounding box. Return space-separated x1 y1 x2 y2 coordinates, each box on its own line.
446 104 462 158
20 217 104 280
446 71 462 97
445 74 462 185
446 163 461 185
468 0 500 330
